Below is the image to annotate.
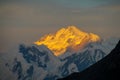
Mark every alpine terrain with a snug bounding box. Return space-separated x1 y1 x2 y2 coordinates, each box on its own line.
4 26 119 80
58 40 120 80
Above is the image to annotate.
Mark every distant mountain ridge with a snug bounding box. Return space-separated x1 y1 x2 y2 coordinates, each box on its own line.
58 40 120 80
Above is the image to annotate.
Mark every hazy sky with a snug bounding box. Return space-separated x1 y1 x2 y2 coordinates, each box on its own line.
0 0 120 53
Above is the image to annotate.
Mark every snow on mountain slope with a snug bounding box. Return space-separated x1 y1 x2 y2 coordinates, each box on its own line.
4 38 119 80
58 40 120 80
3 26 119 80
34 26 100 56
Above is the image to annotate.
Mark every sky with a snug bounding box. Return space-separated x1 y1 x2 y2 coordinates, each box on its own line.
0 0 120 53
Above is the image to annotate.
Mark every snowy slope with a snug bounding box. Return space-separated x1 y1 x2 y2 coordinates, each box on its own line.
4 38 119 80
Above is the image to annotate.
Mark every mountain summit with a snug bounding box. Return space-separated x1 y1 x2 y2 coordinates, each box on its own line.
34 26 100 56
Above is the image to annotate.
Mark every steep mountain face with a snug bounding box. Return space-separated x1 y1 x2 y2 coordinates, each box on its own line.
58 40 120 80
5 26 119 80
34 26 100 56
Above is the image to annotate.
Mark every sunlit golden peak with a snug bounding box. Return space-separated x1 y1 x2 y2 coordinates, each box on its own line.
34 26 100 56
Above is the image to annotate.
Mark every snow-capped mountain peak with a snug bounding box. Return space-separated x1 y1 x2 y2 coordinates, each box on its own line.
3 26 119 80
34 26 100 56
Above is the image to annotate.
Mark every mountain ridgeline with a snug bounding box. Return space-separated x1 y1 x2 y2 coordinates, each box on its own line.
58 40 120 80
5 26 119 80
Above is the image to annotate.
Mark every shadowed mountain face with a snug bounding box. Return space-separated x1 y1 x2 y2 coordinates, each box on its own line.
58 40 120 80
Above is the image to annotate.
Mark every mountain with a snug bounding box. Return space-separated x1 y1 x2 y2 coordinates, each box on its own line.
34 26 100 56
4 26 119 80
57 40 120 80
5 39 118 80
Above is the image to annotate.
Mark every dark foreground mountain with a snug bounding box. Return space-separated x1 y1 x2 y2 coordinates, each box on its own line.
58 40 120 80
